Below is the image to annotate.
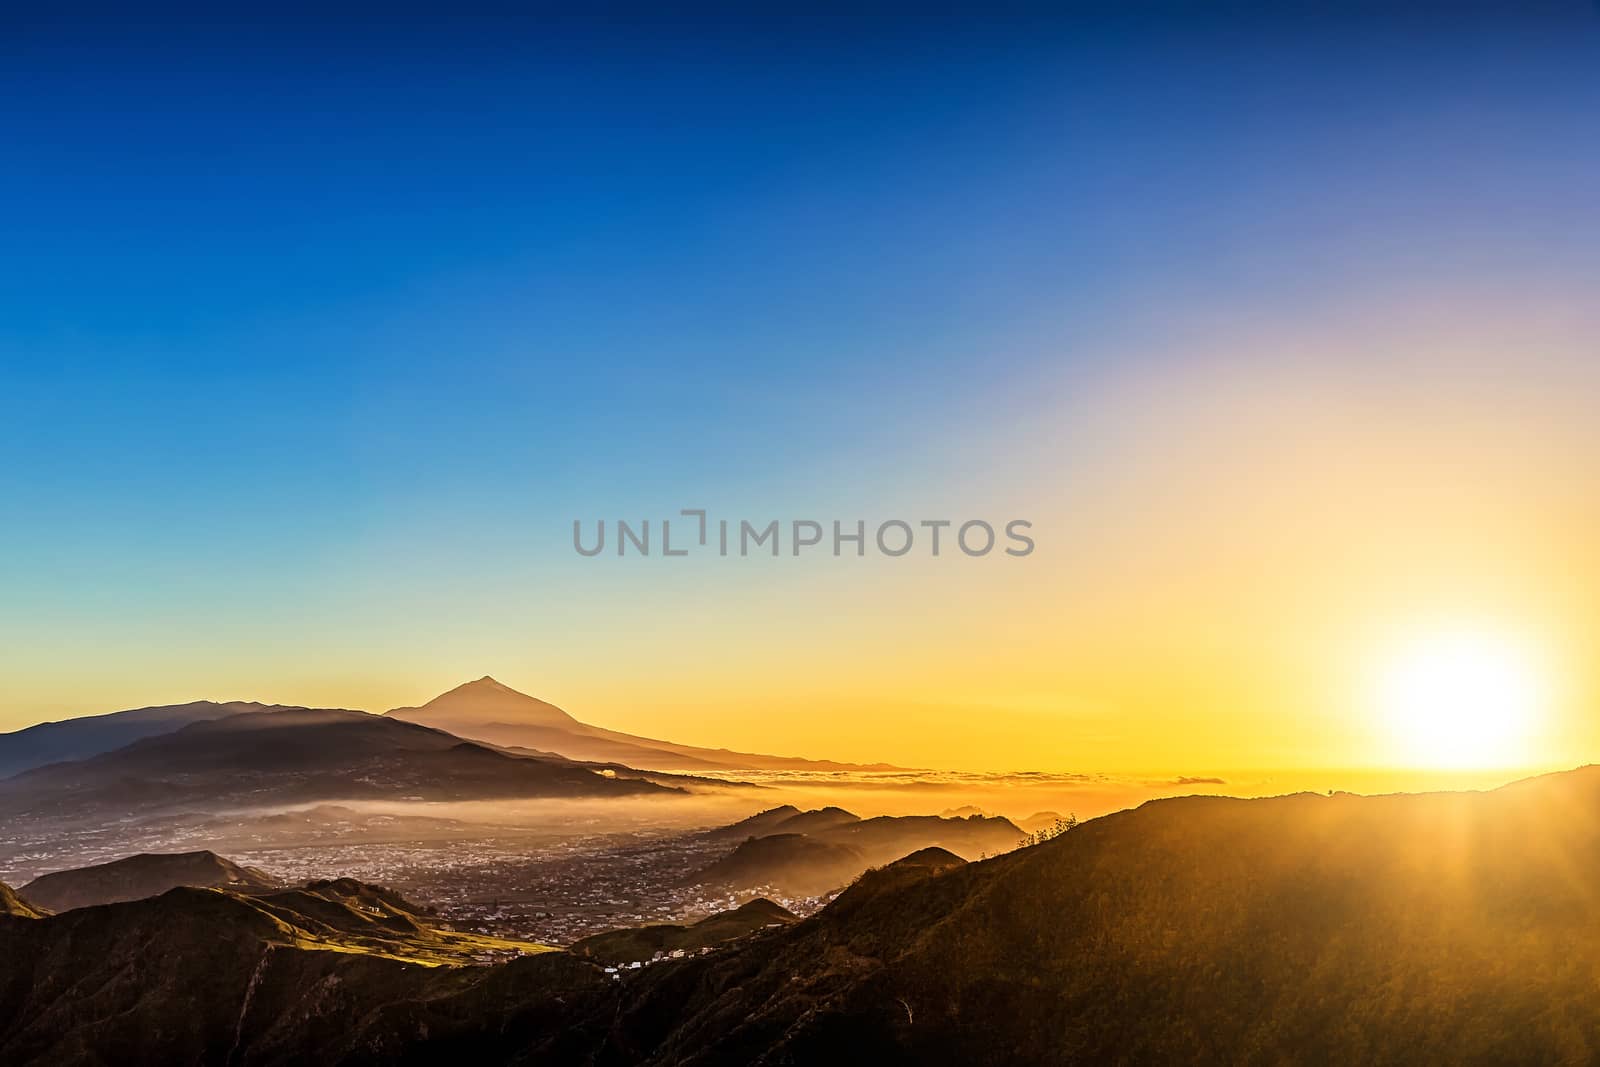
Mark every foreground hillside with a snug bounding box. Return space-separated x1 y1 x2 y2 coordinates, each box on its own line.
570 898 799 966
0 877 559 1063
9 768 1600 1063
616 776 1600 1065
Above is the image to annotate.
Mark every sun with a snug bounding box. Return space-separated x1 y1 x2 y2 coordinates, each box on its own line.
1372 628 1548 770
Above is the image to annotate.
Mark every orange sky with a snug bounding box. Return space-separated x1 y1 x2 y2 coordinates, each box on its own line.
7 302 1595 779
7 17 1600 780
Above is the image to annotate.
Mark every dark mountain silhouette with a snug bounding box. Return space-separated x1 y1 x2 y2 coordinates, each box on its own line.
766 805 861 835
627 768 1600 1065
882 846 965 873
13 769 1600 1063
0 678 902 784
822 813 1023 862
570 898 799 966
387 676 906 772
689 833 866 896
704 804 802 840
0 700 301 779
0 884 586 1066
938 804 992 819
0 882 45 919
19 850 277 913
0 876 560 1063
0 707 673 821
686 811 1024 894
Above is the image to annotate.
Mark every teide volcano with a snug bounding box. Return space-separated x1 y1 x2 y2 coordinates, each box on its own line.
387 676 906 772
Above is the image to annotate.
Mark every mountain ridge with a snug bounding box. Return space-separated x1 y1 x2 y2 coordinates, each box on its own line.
20 850 277 913
0 707 674 822
386 676 908 773
0 677 907 781
0 700 302 779
9 767 1600 1062
687 810 1024 894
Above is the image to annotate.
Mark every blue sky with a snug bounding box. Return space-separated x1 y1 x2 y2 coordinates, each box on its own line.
3 9 1598 768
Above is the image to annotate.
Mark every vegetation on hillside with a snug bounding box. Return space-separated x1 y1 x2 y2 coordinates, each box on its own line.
11 770 1600 1063
569 898 798 966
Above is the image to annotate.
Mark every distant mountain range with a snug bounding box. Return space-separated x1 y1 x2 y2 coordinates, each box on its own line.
707 803 860 839
691 833 868 896
0 706 672 823
0 701 305 779
689 806 1024 894
10 767 1600 1062
705 803 810 839
387 676 906 772
0 678 902 811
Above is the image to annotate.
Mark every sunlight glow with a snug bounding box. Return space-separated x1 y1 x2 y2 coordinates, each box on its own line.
1373 628 1548 770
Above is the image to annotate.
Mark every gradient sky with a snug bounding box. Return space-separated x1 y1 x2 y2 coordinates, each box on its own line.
3 8 1598 773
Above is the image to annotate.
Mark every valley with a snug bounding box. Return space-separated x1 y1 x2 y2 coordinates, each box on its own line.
6 677 1589 1064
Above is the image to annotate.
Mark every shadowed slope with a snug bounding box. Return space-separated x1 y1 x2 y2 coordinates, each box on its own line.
689 833 867 896
20 850 275 912
0 701 303 779
767 806 861 835
569 898 799 966
705 804 803 840
0 882 567 1066
686 812 1023 894
606 769 1600 1065
13 770 1600 1063
0 708 674 820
